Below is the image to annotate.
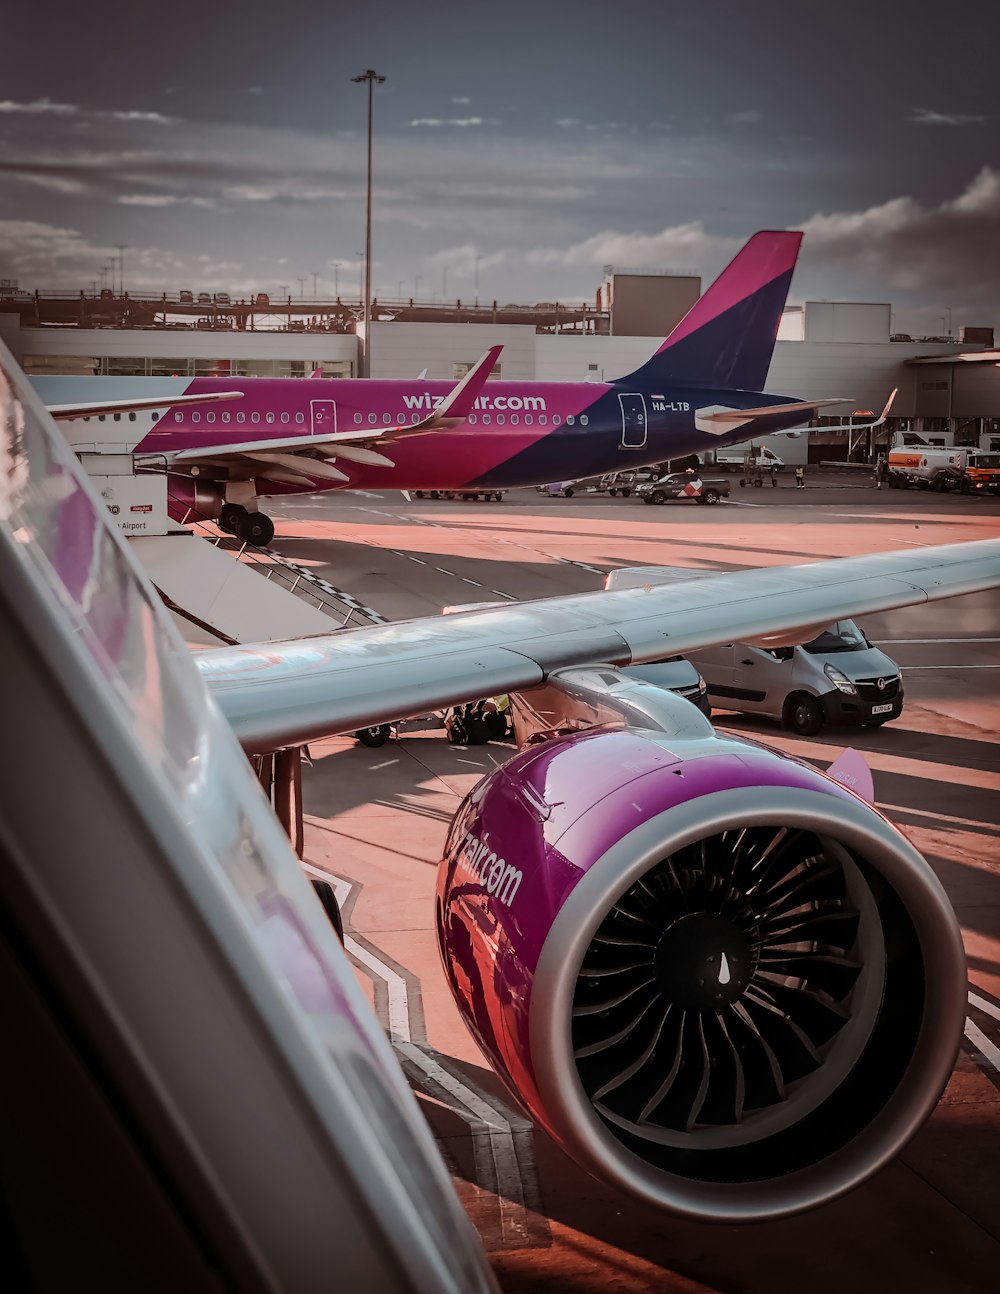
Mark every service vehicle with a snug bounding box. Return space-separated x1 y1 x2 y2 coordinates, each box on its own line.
590 471 637 496
887 446 1000 494
411 488 506 501
604 567 903 735
536 480 580 497
636 472 729 505
710 445 785 473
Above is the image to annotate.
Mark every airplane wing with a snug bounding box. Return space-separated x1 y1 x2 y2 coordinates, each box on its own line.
147 345 504 480
197 538 1000 752
48 390 246 420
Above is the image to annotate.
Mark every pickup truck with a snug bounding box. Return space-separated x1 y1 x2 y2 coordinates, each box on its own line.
636 473 730 505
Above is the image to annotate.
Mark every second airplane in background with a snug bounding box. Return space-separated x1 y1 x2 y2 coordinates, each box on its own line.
37 232 890 545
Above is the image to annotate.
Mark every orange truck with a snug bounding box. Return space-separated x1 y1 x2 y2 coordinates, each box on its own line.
887 446 1000 494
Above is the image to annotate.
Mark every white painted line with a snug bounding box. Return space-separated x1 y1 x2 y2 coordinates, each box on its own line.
436 567 455 576
369 759 400 770
456 758 483 766
409 556 427 565
965 1017 1000 1077
901 664 1000 670
491 589 517 600
461 577 482 586
969 991 1000 1025
880 803 998 831
874 638 1000 644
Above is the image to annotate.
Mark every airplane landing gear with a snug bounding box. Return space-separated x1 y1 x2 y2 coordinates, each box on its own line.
238 512 275 545
218 503 275 546
219 502 246 535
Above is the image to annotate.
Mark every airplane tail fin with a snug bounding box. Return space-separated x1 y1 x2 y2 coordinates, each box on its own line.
621 231 803 392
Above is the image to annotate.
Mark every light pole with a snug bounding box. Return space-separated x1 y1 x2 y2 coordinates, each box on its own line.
297 277 306 298
397 279 404 299
474 254 484 307
352 67 385 374
312 271 319 299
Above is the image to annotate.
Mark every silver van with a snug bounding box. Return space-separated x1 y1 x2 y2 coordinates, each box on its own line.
604 567 903 736
689 621 903 735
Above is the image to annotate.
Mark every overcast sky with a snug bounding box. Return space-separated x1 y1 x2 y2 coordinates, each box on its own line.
2 0 997 334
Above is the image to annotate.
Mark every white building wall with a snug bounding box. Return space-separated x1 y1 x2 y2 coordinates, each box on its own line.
804 301 891 344
18 326 358 368
365 321 537 381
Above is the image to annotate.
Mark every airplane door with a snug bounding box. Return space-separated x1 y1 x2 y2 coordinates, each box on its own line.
618 393 648 449
310 399 337 436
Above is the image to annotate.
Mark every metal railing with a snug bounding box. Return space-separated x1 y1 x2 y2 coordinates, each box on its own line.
169 490 384 630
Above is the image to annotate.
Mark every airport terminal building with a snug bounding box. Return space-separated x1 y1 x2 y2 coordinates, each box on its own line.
2 284 997 464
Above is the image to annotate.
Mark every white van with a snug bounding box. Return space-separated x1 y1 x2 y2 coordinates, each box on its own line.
604 567 903 735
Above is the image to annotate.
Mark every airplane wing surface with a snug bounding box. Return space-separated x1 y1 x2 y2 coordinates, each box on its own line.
48 390 245 420
198 539 1000 752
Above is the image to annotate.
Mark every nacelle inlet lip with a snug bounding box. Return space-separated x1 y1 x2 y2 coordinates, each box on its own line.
529 785 967 1224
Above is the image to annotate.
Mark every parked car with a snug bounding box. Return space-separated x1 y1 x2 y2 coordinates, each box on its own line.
178 289 194 303
255 292 270 307
620 659 711 716
197 292 212 304
636 472 729 505
215 292 231 305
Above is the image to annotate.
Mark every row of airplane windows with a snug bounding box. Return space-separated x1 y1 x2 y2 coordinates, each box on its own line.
163 410 593 427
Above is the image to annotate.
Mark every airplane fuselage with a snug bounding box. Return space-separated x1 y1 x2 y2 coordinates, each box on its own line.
44 374 806 509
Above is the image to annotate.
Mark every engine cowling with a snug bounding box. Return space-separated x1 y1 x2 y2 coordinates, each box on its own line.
436 673 966 1223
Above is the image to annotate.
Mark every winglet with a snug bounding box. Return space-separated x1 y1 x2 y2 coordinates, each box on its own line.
877 388 898 424
826 749 875 804
387 345 503 438
434 345 503 420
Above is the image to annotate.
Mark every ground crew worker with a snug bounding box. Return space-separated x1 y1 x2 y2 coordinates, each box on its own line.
875 454 888 490
769 464 778 487
794 465 805 490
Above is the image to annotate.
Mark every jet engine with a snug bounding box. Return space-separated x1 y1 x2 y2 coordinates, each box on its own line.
436 669 966 1222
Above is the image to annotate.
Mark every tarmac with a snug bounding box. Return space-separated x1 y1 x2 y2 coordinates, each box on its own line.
266 475 1000 1293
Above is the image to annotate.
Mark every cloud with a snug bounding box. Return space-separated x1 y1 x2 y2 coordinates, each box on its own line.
110 110 175 124
909 107 987 127
451 96 471 105
220 180 357 203
798 166 1000 299
0 98 78 115
521 220 736 270
118 193 215 208
407 116 490 127
730 109 764 125
247 86 265 95
554 118 580 128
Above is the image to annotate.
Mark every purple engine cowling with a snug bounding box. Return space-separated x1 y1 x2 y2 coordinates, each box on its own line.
436 669 966 1223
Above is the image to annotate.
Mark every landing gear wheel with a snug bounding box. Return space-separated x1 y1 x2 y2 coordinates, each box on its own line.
464 715 492 745
446 716 469 745
356 724 391 747
220 503 248 535
238 511 275 545
786 693 824 737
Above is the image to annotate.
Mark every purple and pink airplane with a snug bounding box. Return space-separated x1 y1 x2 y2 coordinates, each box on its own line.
41 231 888 545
